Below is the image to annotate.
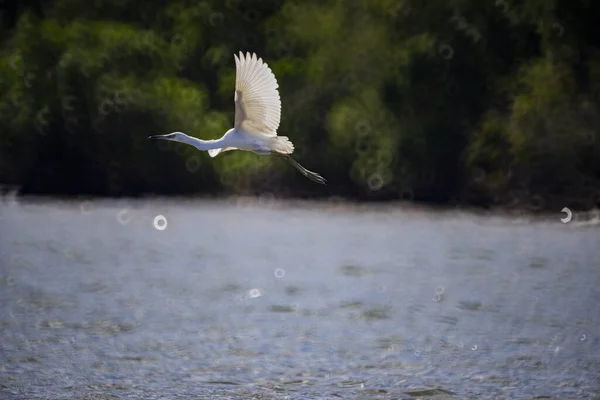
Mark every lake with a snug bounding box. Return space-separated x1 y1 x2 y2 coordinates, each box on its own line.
1 197 599 399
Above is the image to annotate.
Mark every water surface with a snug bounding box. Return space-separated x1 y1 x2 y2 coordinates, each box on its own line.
1 197 599 399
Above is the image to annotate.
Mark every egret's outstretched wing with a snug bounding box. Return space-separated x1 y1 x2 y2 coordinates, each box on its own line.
234 52 281 137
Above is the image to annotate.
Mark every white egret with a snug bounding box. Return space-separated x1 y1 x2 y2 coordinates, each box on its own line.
149 51 326 184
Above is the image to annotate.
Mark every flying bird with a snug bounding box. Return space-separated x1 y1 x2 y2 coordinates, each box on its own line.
149 52 326 184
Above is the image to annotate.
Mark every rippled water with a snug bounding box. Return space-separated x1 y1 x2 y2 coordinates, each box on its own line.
1 197 599 399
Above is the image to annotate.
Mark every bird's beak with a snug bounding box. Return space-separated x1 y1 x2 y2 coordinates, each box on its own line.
148 135 165 140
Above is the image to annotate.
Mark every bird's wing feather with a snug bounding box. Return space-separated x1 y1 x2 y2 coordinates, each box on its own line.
208 147 237 158
234 52 281 137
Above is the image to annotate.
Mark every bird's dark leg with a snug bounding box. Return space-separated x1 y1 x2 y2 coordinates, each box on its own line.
271 152 327 185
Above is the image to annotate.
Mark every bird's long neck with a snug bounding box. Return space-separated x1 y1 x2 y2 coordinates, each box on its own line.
179 134 224 151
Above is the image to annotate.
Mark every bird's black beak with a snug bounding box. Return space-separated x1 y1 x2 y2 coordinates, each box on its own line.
148 135 163 140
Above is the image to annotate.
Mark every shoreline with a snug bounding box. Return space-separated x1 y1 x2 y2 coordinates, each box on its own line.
2 189 598 222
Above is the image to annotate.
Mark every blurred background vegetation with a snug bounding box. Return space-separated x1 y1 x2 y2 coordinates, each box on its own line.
1 0 599 210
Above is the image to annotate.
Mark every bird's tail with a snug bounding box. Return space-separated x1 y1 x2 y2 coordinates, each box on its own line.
269 136 294 154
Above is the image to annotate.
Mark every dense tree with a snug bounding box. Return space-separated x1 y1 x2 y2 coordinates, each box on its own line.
0 0 598 210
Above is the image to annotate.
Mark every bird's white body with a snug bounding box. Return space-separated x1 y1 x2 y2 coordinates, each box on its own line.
149 52 325 184
168 128 289 156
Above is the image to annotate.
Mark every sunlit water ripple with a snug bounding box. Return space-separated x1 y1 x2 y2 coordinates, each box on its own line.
1 197 599 399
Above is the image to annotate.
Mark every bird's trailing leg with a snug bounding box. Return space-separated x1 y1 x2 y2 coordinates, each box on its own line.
271 152 327 185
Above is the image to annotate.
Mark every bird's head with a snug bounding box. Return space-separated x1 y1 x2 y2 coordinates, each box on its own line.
148 132 187 142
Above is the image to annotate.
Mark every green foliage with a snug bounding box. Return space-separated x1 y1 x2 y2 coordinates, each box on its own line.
0 0 598 209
